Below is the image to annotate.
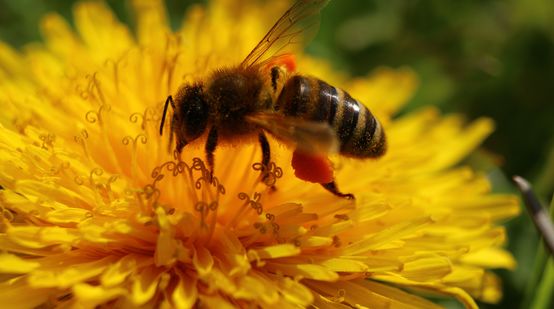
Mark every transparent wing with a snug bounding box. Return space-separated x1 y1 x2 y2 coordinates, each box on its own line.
246 112 338 155
241 0 330 68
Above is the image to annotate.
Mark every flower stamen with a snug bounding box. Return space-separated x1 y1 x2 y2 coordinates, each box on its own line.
122 133 148 183
39 133 55 150
73 129 90 159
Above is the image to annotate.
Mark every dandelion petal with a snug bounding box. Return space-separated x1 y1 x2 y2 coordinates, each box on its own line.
0 253 39 273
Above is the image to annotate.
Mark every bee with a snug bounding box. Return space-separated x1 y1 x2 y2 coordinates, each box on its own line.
160 0 386 199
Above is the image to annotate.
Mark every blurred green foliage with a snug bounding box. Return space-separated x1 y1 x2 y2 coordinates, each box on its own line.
1 0 553 308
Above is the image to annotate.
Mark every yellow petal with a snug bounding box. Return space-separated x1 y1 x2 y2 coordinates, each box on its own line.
172 270 198 309
198 294 235 309
273 274 314 306
0 42 26 77
349 67 419 117
73 283 127 308
343 217 432 255
373 273 479 309
40 13 83 59
28 255 118 289
46 208 92 225
101 254 152 287
313 293 354 309
300 236 333 248
7 226 79 249
319 258 369 273
0 253 39 274
232 274 280 304
354 280 443 309
192 245 214 275
308 279 442 309
479 272 502 304
427 118 495 171
266 262 339 281
312 220 355 236
73 2 133 61
400 255 452 281
247 244 301 261
131 0 170 47
0 277 54 308
130 267 163 305
154 207 177 266
460 247 516 270
197 267 238 296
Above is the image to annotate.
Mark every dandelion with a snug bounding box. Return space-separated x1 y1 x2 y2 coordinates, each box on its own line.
0 0 520 308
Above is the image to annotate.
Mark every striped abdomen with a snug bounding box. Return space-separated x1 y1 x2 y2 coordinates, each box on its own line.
276 75 386 158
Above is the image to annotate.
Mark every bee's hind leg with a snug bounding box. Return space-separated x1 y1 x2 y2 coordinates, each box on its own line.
290 150 355 199
321 181 355 200
258 132 276 190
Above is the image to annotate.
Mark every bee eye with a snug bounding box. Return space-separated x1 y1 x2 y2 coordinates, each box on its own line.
181 86 209 141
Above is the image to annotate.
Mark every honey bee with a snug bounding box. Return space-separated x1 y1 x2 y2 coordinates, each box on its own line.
160 0 386 199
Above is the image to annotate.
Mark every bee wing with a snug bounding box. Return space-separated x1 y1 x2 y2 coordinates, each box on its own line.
241 0 330 68
246 112 338 155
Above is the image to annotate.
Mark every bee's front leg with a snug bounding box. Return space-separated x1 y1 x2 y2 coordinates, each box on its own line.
205 126 218 178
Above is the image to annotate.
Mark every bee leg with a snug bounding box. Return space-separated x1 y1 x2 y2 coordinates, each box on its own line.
321 181 355 200
258 132 275 189
175 137 187 157
168 115 179 155
205 126 218 177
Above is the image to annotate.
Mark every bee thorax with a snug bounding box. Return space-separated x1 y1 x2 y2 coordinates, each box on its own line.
206 68 271 138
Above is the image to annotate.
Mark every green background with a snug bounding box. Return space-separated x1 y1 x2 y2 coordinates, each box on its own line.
1 0 553 308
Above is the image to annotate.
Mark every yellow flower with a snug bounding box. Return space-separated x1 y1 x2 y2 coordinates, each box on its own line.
0 0 519 308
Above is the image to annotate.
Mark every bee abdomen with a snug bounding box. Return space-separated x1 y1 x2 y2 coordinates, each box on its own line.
277 75 386 158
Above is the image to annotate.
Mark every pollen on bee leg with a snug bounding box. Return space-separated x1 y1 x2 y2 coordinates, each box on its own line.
291 150 334 184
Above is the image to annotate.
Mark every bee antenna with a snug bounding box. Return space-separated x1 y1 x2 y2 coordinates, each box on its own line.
160 95 176 135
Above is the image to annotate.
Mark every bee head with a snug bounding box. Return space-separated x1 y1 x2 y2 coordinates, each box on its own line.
176 84 209 142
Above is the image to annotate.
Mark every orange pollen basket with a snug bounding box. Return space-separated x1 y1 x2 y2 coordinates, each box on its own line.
291 150 334 184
